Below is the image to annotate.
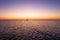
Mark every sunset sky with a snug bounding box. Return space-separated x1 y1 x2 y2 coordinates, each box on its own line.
0 0 60 20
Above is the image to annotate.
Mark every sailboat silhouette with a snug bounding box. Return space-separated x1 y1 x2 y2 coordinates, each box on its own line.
26 18 28 21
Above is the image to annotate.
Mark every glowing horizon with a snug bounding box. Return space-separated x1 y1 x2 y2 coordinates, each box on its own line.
0 0 60 20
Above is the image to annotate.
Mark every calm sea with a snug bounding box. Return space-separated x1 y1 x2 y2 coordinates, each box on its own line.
0 20 60 40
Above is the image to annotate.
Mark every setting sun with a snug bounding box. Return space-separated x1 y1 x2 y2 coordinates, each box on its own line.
0 0 60 20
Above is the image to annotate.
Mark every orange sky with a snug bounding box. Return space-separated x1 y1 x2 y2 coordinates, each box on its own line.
0 0 60 20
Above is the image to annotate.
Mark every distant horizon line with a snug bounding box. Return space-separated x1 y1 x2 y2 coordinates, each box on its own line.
0 19 60 21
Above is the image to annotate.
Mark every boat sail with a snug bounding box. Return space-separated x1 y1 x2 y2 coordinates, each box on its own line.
26 18 28 21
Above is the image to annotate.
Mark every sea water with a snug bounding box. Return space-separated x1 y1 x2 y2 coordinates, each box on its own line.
0 20 60 40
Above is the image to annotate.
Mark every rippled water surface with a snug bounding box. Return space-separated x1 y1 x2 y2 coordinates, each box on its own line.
0 20 60 40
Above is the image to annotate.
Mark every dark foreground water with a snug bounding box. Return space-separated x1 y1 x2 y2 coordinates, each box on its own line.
0 20 60 40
